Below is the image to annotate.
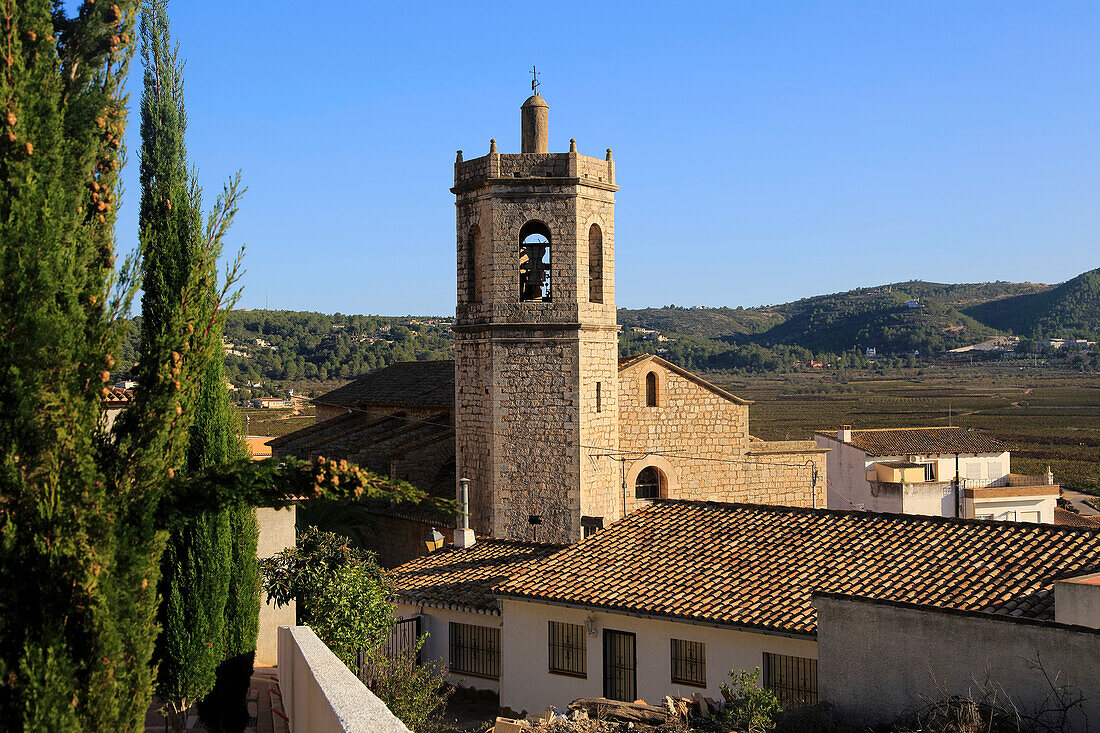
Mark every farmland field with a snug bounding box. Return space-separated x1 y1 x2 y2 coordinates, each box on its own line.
711 364 1100 496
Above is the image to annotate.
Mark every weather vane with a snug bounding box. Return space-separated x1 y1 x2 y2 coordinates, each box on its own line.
530 65 540 94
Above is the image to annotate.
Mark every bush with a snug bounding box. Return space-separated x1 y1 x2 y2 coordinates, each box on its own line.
360 637 454 733
720 668 782 733
261 527 394 668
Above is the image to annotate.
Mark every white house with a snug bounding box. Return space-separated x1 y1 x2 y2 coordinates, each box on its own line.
814 425 1059 522
390 500 1100 720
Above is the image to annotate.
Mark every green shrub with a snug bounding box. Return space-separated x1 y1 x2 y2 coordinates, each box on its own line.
720 668 782 733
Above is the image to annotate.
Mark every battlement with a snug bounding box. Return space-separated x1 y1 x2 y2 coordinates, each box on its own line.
453 149 616 192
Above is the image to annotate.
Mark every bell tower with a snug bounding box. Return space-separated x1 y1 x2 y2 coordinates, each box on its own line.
453 91 620 543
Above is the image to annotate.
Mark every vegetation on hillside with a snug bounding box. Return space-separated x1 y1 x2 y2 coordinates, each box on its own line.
965 267 1100 339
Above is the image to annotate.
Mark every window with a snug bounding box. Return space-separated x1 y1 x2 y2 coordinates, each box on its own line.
763 653 817 708
548 621 587 677
645 371 658 407
921 462 936 482
977 513 994 520
519 221 551 302
466 225 481 303
998 510 1017 522
449 622 500 679
1020 511 1041 523
596 382 602 413
671 639 706 687
635 466 665 499
966 462 982 480
581 515 604 539
988 462 1003 479
588 223 603 303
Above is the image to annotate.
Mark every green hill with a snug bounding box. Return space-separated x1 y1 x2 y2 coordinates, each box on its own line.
755 287 1000 353
964 268 1100 339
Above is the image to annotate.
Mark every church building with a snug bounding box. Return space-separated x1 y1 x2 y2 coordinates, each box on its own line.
273 91 826 563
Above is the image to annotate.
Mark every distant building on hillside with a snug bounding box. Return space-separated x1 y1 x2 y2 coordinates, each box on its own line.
814 425 1059 523
251 396 291 409
905 298 920 308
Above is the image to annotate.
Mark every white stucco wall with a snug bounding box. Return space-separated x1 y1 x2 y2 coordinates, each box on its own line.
967 495 1056 523
277 625 411 732
817 438 884 511
394 602 503 693
816 435 1014 519
815 595 1100 731
498 599 817 715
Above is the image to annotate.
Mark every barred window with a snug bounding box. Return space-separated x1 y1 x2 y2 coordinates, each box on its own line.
548 621 587 677
670 639 706 687
449 623 500 679
763 652 817 708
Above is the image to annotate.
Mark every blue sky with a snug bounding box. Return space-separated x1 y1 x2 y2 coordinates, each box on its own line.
114 1 1100 315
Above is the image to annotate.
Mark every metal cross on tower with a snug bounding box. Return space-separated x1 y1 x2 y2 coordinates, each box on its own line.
530 65 540 94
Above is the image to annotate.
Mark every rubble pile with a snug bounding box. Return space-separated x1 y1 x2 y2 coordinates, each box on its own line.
493 692 734 732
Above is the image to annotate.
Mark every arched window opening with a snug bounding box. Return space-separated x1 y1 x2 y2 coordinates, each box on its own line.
519 221 551 302
466 225 481 303
645 371 659 407
635 466 665 499
588 223 603 303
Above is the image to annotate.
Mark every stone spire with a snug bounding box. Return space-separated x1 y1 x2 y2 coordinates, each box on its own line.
521 93 549 154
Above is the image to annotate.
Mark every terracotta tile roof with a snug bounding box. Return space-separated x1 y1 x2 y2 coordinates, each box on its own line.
494 501 1100 635
244 435 275 461
817 426 1008 455
391 539 565 614
102 385 134 404
314 360 454 410
1055 507 1100 529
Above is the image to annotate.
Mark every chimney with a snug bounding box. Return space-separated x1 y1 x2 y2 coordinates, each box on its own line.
838 425 853 443
455 477 475 549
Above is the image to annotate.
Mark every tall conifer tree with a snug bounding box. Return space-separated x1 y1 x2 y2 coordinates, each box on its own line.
0 1 447 729
136 3 259 729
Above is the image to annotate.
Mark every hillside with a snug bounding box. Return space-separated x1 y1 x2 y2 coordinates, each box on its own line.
964 267 1100 339
112 271 1100 390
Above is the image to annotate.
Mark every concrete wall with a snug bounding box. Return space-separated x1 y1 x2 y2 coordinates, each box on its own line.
498 599 817 715
394 602 503 693
1055 574 1100 628
815 594 1100 731
277 625 411 733
256 507 296 667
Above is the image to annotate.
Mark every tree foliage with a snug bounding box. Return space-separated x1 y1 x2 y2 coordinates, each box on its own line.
0 3 452 726
261 527 395 669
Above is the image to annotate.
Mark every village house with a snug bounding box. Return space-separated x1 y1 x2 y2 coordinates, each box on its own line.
273 91 827 565
390 500 1100 727
814 425 1060 522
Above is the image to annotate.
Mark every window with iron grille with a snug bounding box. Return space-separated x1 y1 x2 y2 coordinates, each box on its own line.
670 638 706 687
548 621 586 677
448 623 500 679
763 653 817 708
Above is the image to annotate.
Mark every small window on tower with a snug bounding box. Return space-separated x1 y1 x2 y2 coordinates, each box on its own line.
588 223 604 303
596 382 602 413
645 371 659 407
519 221 551 302
466 224 481 303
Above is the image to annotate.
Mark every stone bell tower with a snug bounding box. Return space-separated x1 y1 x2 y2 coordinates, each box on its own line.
453 91 620 543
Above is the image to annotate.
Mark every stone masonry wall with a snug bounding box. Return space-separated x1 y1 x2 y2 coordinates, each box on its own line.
492 336 581 542
618 360 823 514
454 151 619 544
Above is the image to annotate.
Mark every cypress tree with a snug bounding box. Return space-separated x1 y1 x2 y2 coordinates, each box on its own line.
0 1 450 728
136 2 257 729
